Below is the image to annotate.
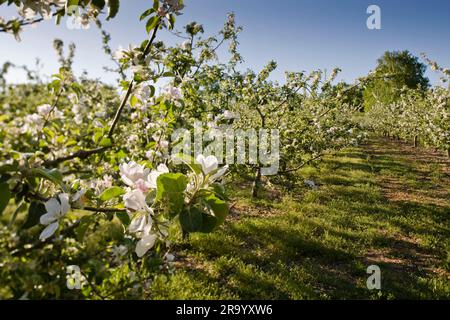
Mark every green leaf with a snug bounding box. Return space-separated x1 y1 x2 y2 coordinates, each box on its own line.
0 164 18 174
155 173 188 217
130 94 140 107
153 0 159 10
99 137 112 147
168 14 176 30
204 194 228 225
146 16 160 34
140 8 155 21
65 0 79 14
116 211 130 226
74 215 94 242
106 0 120 20
43 127 55 139
93 131 103 144
199 212 217 233
22 201 46 229
32 168 68 192
179 207 203 233
149 85 156 97
162 71 175 78
91 0 106 10
212 183 228 200
99 186 125 201
0 182 11 215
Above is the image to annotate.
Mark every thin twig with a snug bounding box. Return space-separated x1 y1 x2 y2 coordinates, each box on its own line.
280 154 324 174
107 23 160 139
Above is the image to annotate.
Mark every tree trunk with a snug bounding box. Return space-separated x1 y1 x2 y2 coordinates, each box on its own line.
447 148 450 158
414 136 418 148
251 166 262 198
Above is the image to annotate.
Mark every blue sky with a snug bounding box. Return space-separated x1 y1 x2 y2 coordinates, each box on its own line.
0 0 449 85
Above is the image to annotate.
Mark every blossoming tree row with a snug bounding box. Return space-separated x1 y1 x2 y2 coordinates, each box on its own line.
0 0 367 298
366 58 449 156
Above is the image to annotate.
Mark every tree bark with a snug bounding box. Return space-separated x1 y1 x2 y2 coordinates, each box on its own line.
251 166 262 198
414 136 418 148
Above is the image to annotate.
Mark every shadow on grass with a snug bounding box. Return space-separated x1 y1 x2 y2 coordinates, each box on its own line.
165 137 450 299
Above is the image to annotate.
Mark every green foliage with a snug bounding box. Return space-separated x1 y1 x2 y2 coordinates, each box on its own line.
155 173 188 217
366 57 449 153
363 50 429 110
99 186 125 201
0 0 446 301
0 182 11 215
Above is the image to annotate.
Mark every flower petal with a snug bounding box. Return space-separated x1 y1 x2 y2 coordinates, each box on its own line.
40 212 57 225
135 234 157 258
196 155 219 175
210 165 228 182
147 171 161 189
157 163 169 173
129 214 147 233
44 198 60 216
58 193 70 216
124 189 150 212
39 222 59 241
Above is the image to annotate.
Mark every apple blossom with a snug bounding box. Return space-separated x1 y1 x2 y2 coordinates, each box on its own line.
163 85 183 101
39 193 70 241
119 161 151 188
196 154 219 175
210 165 229 182
147 163 170 189
123 189 152 213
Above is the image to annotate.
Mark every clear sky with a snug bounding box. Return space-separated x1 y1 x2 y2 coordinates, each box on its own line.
0 0 449 86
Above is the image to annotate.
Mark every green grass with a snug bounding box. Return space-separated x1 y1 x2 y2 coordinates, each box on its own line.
151 137 450 300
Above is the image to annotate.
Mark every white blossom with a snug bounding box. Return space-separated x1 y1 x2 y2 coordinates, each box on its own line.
147 163 169 189
39 193 70 241
162 85 183 101
210 165 228 182
123 189 152 213
196 154 219 175
119 161 150 189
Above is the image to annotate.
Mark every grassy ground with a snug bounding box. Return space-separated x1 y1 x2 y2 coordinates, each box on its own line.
151 137 450 300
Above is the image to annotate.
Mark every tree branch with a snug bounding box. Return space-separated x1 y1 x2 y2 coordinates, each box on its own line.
280 154 324 174
107 23 160 139
43 146 111 166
